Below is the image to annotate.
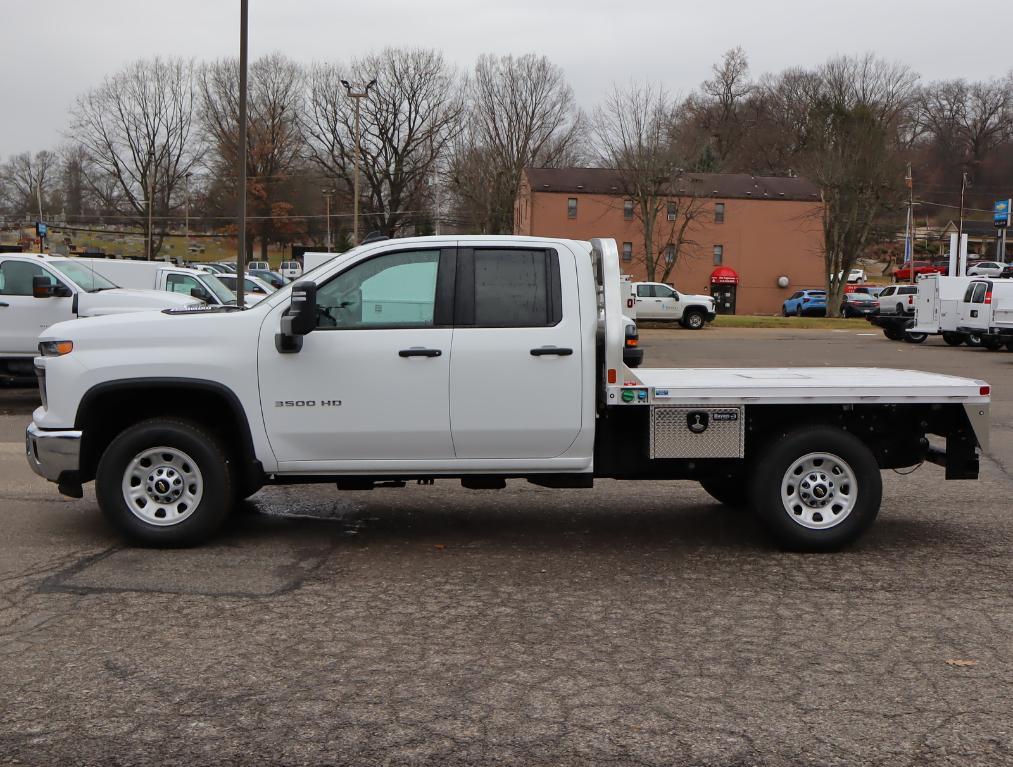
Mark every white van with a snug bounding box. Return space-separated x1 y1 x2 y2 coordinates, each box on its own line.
279 260 303 280
911 275 980 345
955 279 1013 350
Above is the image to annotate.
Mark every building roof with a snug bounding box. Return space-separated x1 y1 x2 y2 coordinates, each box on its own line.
942 220 1003 237
522 167 821 202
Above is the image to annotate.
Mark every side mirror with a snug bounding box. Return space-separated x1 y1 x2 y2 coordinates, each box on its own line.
32 276 54 298
276 281 317 353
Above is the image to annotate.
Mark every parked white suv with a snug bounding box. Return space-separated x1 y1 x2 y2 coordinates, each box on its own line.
633 282 716 329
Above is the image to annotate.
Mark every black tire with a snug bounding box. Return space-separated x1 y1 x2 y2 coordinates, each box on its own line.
982 335 1004 351
699 473 751 509
883 327 903 341
903 331 928 344
795 305 803 317
1006 340 1013 352
966 334 984 347
942 332 965 347
682 310 706 330
749 426 882 552
95 418 234 546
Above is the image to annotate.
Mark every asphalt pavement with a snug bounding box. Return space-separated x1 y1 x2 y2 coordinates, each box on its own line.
1 326 1011 766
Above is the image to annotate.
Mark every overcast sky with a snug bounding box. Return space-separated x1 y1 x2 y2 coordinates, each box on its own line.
3 0 1010 157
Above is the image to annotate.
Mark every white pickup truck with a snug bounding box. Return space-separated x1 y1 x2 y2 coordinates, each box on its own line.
68 257 242 307
633 281 716 328
1 253 199 384
27 236 989 551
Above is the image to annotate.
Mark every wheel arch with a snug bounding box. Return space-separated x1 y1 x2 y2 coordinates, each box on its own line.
74 378 263 493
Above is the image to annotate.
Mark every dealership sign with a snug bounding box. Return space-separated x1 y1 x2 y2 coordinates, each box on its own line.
995 199 1011 228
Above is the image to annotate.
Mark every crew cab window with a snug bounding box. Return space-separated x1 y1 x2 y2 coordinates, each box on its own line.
637 284 655 298
316 249 439 329
0 261 56 296
470 249 561 327
970 282 988 304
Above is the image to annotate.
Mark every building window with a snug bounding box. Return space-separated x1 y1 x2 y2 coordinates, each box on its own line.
567 197 577 219
714 203 725 224
622 242 633 262
667 202 677 221
623 200 633 220
664 245 675 264
713 245 724 265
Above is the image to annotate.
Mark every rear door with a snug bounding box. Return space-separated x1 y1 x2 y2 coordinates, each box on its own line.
449 245 582 459
958 281 990 329
0 258 75 355
635 283 661 319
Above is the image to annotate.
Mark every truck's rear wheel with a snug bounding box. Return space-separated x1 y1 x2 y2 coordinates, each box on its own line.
903 331 927 344
883 326 903 341
682 310 706 329
96 418 233 546
942 332 965 346
966 334 983 347
982 335 1004 351
750 426 881 552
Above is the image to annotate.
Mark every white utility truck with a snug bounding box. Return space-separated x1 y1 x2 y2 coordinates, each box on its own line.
632 281 716 328
1 253 199 384
68 257 242 307
27 237 989 551
955 278 1013 351
910 275 987 347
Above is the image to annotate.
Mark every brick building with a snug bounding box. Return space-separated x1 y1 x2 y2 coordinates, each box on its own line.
514 167 826 315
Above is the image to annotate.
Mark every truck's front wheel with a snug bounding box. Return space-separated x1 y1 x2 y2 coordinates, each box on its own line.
750 427 881 551
682 310 706 330
96 419 234 546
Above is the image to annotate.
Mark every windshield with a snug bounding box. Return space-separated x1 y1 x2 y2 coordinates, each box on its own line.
201 274 239 304
56 261 118 291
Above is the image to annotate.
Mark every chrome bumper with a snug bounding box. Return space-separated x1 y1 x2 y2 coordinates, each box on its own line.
25 422 82 482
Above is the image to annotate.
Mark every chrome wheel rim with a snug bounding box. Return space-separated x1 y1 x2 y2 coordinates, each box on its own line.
688 313 703 328
780 452 857 530
121 446 203 526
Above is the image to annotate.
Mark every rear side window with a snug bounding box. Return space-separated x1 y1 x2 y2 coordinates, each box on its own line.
899 287 917 295
464 249 561 327
637 284 655 298
970 282 988 304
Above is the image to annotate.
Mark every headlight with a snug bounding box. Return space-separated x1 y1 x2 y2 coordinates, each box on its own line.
39 340 74 357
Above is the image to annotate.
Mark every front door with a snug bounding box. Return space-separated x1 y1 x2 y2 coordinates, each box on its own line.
449 246 583 459
0 259 75 355
258 247 456 465
712 284 736 314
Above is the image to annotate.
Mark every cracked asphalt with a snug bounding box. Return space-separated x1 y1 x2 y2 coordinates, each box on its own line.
1 327 1011 766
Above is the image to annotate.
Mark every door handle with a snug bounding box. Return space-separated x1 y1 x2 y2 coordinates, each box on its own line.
0 302 8 307
398 348 442 358
530 346 573 356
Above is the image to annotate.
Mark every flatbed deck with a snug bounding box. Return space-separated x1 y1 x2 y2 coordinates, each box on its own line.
630 367 989 405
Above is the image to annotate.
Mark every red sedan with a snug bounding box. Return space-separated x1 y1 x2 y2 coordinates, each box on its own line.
893 260 946 281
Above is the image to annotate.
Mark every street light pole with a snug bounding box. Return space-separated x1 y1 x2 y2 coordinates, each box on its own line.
184 171 192 247
147 150 155 261
341 78 376 245
235 0 248 306
322 189 334 251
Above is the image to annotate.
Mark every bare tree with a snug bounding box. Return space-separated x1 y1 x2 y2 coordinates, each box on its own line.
448 53 584 233
0 150 58 219
304 48 463 239
200 53 305 259
681 47 754 169
70 58 202 258
916 78 1012 174
592 83 707 282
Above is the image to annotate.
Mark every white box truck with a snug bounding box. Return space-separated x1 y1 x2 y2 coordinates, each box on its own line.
911 275 986 347
956 278 1013 351
27 236 989 552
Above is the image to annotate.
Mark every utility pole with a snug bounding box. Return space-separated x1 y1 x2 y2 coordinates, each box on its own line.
956 170 968 250
184 171 192 247
146 149 155 260
322 189 334 251
341 78 376 244
36 177 45 252
235 0 248 306
904 163 913 272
